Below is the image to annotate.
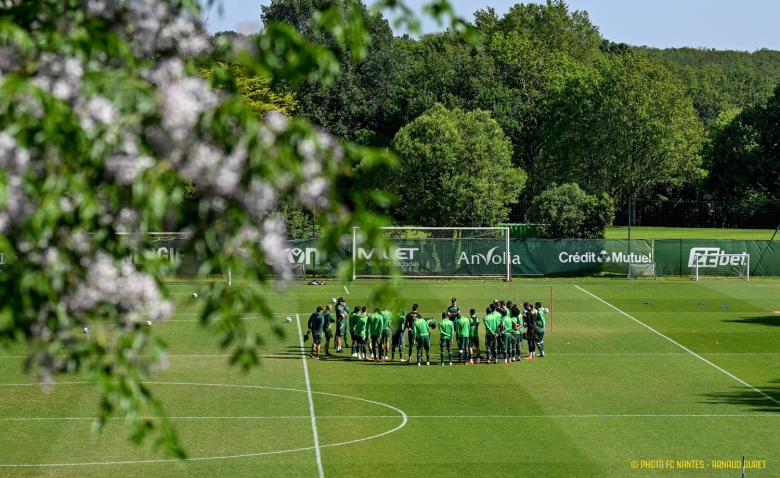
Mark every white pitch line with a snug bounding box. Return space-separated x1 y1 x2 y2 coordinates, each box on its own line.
343 285 349 295
0 382 408 468
1 414 776 422
575 285 780 408
296 314 325 478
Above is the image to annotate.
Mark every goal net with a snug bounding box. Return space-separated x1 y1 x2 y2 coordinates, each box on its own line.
690 253 749 281
627 262 657 280
352 227 511 280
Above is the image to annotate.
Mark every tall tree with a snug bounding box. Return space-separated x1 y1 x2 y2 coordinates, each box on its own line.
473 1 602 173
388 104 526 227
261 0 408 146
704 84 780 200
541 54 705 204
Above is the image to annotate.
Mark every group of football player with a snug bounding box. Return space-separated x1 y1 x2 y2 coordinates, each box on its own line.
305 297 547 365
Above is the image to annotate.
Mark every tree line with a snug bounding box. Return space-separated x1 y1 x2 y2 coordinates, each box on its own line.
201 0 780 238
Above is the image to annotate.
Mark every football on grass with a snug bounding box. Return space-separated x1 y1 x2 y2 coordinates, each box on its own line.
285 317 292 323
331 298 337 303
146 320 152 326
192 293 198 298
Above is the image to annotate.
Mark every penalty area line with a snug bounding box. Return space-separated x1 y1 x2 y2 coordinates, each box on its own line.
296 314 325 478
575 285 780 408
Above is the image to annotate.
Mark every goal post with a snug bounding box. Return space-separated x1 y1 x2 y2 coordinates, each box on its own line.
352 227 511 280
627 262 657 280
690 253 749 281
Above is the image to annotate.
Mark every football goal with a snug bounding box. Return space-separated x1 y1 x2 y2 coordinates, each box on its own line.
352 227 511 280
627 262 657 280
690 253 749 281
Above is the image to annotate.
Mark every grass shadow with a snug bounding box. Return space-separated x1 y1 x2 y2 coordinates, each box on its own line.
701 380 780 414
724 315 780 327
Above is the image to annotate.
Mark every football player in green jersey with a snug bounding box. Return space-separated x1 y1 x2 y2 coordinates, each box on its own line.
390 307 406 361
307 307 325 359
380 307 393 361
349 306 360 357
354 307 369 360
468 309 481 363
335 298 349 352
323 304 336 356
509 303 522 361
535 302 546 357
482 305 500 363
455 311 472 364
447 297 460 319
412 315 431 366
500 309 514 364
368 308 384 361
405 305 422 363
438 312 454 366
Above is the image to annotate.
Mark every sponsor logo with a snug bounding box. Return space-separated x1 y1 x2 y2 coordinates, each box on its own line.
457 247 521 265
129 247 183 263
688 248 748 268
558 250 652 264
286 247 320 265
357 247 419 261
358 247 420 268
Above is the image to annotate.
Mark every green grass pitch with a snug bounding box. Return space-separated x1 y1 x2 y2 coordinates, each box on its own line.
605 226 777 240
2 278 780 476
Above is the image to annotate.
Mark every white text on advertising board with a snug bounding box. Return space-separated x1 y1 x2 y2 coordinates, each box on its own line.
457 247 521 265
688 248 748 268
558 250 651 264
358 247 419 268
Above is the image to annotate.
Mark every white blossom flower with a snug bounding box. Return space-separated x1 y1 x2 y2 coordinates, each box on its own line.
296 177 330 210
76 94 118 132
160 78 218 144
146 57 185 87
31 54 84 102
265 111 288 133
241 179 277 217
260 217 292 280
105 135 154 184
69 253 173 324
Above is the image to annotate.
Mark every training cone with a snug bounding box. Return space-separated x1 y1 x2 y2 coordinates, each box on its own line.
565 342 570 345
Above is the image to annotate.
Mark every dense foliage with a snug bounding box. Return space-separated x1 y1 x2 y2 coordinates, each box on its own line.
0 0 474 457
388 104 526 227
531 183 615 239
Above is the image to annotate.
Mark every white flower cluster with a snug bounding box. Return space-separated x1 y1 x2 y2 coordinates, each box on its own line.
75 94 118 132
260 217 293 281
105 134 154 185
0 132 33 232
160 77 219 144
31 53 84 102
122 0 211 57
69 253 173 324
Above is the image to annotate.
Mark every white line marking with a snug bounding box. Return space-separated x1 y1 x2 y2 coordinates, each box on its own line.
0 382 408 468
0 413 774 422
296 314 324 478
343 285 349 295
575 285 780 408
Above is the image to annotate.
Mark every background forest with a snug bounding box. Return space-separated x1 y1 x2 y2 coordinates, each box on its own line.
200 0 780 238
